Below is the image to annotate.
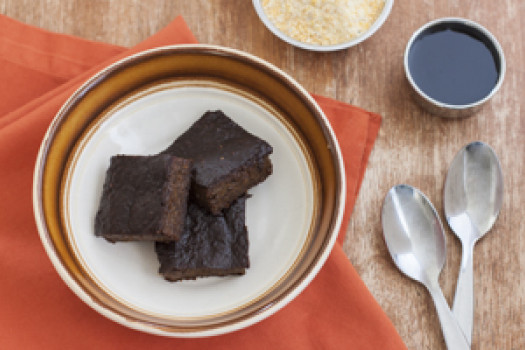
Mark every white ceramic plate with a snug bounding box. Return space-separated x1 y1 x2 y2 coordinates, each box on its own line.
64 81 314 318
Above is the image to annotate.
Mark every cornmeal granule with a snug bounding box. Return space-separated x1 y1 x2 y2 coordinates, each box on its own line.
261 0 385 46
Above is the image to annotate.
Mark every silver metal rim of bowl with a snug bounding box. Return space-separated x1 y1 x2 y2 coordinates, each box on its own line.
252 0 394 52
404 17 506 118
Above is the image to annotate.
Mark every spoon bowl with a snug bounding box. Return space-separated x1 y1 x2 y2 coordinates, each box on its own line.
444 141 503 242
444 141 503 343
382 184 446 284
382 184 470 349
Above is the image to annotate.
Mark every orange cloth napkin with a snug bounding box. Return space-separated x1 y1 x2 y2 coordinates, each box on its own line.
0 15 406 349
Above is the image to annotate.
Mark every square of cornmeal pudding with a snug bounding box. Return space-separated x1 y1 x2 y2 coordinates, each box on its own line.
155 196 249 282
162 110 272 215
95 154 192 242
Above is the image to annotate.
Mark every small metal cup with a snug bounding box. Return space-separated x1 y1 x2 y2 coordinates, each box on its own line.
404 18 505 118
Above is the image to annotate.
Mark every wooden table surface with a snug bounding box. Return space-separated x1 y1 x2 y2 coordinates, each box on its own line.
2 1 523 348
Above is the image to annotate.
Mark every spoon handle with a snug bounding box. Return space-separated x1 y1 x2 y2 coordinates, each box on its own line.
452 241 474 344
427 282 471 350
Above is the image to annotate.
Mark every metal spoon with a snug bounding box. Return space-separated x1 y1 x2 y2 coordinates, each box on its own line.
382 184 470 350
444 141 503 344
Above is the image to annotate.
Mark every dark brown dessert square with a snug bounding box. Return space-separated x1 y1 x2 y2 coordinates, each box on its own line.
155 196 249 282
95 154 192 242
161 110 272 215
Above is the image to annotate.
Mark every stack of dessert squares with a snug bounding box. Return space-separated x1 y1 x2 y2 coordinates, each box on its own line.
94 110 273 281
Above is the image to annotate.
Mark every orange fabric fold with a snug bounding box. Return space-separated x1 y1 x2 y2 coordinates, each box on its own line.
0 15 406 349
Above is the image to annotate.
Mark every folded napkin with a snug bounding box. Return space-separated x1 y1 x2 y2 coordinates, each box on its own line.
0 15 406 349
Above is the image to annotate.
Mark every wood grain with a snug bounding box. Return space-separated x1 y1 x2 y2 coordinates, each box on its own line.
1 0 523 348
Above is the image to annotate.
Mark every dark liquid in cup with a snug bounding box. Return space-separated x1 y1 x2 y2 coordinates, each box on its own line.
407 23 501 106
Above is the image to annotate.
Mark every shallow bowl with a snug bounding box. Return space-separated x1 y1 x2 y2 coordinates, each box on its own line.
32 44 345 337
252 0 393 51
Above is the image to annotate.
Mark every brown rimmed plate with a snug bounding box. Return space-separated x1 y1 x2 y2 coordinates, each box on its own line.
33 45 345 337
